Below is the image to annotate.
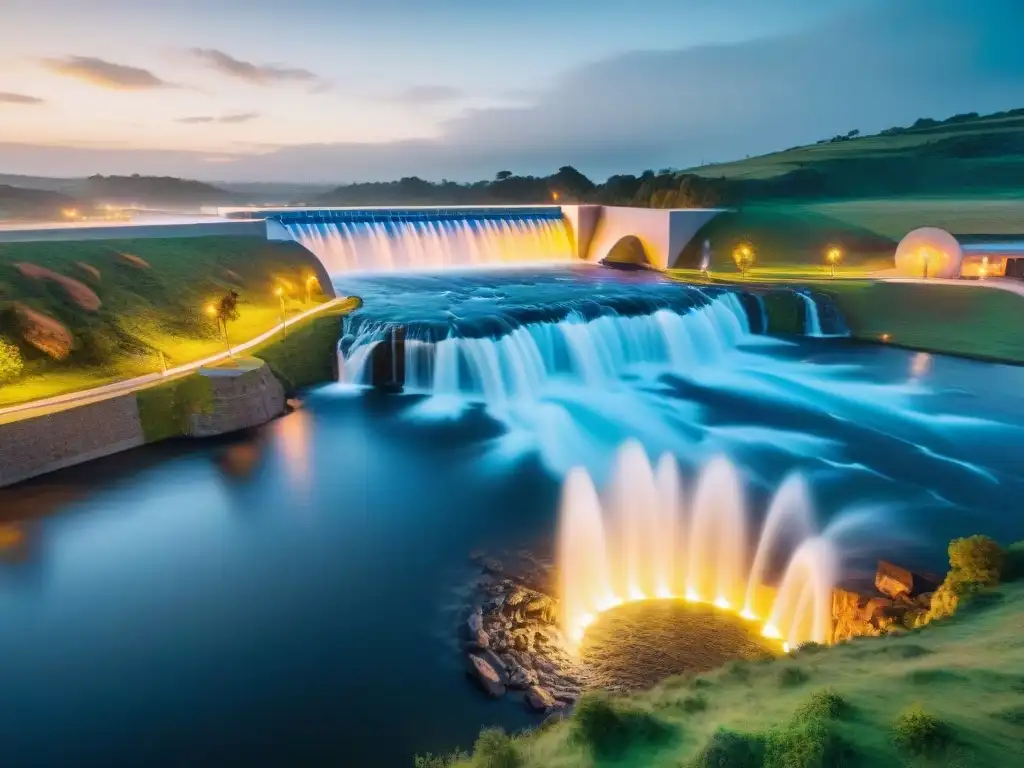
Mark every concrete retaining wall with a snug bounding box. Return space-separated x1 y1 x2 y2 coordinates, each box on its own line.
0 393 145 487
0 360 287 487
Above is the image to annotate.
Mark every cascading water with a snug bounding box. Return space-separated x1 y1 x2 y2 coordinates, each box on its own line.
558 441 838 652
339 292 752 396
798 291 850 339
286 215 574 273
799 292 825 337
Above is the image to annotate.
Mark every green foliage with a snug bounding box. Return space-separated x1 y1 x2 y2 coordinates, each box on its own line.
763 714 848 768
135 374 213 442
778 666 810 688
795 689 847 721
688 728 765 768
471 729 520 768
414 751 469 768
892 704 948 755
571 691 672 759
948 535 1005 586
0 336 23 382
993 705 1024 725
252 312 344 394
681 693 709 713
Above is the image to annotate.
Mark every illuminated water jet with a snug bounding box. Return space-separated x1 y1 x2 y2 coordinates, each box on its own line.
559 443 838 652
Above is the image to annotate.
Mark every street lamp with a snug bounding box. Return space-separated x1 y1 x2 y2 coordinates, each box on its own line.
305 275 319 304
206 302 230 354
825 246 843 279
275 286 288 338
920 248 932 279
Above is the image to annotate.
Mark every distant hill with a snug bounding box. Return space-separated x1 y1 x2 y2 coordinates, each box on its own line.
81 175 237 207
0 185 81 221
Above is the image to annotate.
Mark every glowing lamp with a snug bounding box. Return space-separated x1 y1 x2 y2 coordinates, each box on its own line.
205 303 217 317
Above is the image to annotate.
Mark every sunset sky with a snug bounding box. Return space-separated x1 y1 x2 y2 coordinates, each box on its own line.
0 0 1021 182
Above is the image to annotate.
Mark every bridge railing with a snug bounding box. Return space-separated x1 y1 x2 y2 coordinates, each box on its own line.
226 206 565 224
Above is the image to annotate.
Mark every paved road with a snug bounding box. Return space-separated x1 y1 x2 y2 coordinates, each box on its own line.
0 297 353 422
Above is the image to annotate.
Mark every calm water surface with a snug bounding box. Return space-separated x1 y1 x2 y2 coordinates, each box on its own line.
1 269 1022 767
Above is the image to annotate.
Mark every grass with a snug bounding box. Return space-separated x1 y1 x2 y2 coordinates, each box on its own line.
437 581 1024 767
0 235 333 406
818 281 1024 363
135 373 214 443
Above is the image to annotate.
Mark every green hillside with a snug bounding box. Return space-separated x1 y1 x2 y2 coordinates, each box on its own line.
0 236 333 406
427 550 1024 768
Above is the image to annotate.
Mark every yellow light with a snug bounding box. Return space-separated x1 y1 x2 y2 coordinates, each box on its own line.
274 287 284 298
783 642 791 653
762 624 782 640
205 303 217 317
551 191 561 201
61 207 79 219
685 588 701 603
714 596 731 610
740 609 758 621
881 333 891 343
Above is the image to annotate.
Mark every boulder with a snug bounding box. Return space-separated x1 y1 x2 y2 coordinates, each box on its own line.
469 630 490 650
467 654 506 698
467 608 484 635
525 685 557 712
875 561 941 601
476 648 509 682
483 558 504 575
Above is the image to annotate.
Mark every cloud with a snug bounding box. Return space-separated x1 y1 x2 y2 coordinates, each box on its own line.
391 85 465 105
8 0 1024 182
189 48 319 86
177 113 260 125
0 92 44 105
40 56 172 90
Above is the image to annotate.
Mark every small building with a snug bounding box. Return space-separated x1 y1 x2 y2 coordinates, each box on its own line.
894 227 1024 279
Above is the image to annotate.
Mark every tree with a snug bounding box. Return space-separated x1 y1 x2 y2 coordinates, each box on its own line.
0 338 23 383
495 170 513 181
212 289 239 353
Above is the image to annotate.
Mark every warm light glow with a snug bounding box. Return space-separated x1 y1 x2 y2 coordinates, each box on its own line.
205 303 217 317
826 247 843 264
558 444 836 655
732 242 756 274
881 333 891 343
61 207 80 220
551 191 561 201
274 287 284 298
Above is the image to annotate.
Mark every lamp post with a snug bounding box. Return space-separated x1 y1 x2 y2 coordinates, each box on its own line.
206 302 230 355
921 248 931 280
275 286 287 338
305 275 319 305
732 243 755 278
826 246 843 279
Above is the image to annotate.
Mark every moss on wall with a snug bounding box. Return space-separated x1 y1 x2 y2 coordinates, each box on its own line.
136 374 213 442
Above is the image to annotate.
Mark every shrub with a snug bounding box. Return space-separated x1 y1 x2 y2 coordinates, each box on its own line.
948 535 1004 586
778 666 810 688
796 689 847 721
688 728 764 768
0 337 23 383
681 693 708 713
414 751 469 768
994 705 1024 725
472 728 520 768
892 704 948 755
572 691 671 759
725 660 751 681
764 715 847 768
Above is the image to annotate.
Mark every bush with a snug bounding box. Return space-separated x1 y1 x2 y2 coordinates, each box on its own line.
688 728 764 768
778 666 810 688
681 693 708 713
764 715 848 768
0 337 23 382
414 751 469 768
796 689 847 721
472 728 520 768
892 704 948 755
948 535 1005 586
572 691 672 759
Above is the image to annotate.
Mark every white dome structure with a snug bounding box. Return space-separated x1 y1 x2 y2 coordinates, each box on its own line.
894 228 963 279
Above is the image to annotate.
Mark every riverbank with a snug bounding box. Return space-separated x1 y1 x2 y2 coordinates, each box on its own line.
0 302 355 487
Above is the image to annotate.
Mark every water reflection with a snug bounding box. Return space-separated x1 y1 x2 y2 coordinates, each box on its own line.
909 352 933 382
276 408 314 503
217 439 263 479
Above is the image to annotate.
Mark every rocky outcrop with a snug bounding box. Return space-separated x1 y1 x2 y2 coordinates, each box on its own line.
459 550 579 714
832 561 937 643
467 654 506 698
189 359 285 438
875 561 940 601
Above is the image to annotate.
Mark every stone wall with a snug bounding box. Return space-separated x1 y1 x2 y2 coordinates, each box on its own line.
189 361 285 438
0 393 145 487
0 359 286 487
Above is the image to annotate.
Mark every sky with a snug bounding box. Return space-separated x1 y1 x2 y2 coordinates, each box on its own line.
0 0 1022 183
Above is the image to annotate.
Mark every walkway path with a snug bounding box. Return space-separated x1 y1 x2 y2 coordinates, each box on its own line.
0 297 353 422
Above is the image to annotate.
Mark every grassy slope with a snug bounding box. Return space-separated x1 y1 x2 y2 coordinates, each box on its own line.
446 583 1024 768
0 236 333 406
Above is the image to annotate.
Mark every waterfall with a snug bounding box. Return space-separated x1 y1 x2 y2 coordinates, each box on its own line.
340 292 752 396
799 293 824 337
285 216 574 273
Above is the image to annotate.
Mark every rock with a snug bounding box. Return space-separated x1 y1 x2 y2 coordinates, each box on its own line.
525 685 557 712
467 654 506 698
550 688 579 704
524 595 557 623
875 561 941 601
509 667 539 690
469 630 490 650
476 648 509 682
467 609 484 635
483 558 504 575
